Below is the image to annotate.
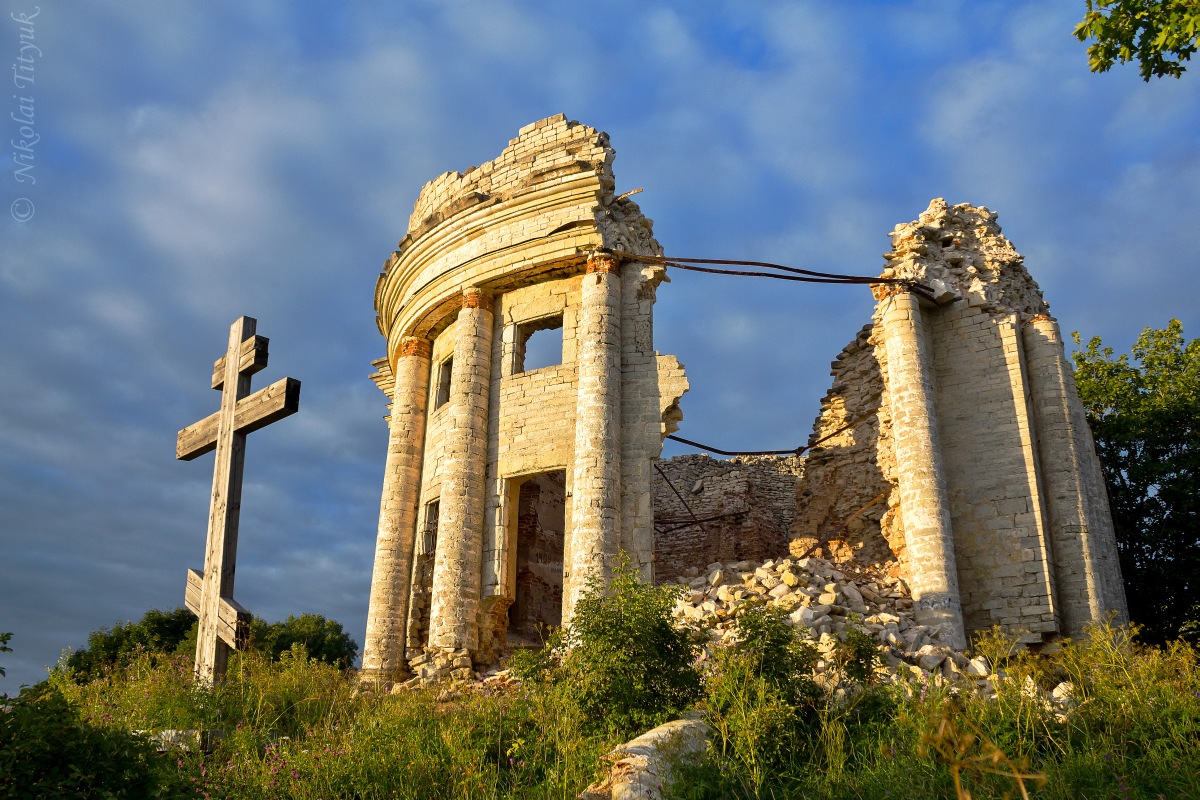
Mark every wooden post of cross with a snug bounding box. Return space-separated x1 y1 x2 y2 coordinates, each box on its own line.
176 316 301 686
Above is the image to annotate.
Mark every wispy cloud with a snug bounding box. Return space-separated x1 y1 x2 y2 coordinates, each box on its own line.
2 1 1197 688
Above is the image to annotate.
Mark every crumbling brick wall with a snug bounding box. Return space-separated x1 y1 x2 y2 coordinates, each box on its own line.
791 327 900 572
652 454 799 581
654 199 1127 646
790 199 1127 643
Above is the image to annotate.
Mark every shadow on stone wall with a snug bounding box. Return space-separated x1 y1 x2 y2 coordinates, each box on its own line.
791 324 902 575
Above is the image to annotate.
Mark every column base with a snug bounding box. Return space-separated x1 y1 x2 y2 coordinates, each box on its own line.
356 666 412 691
407 647 477 684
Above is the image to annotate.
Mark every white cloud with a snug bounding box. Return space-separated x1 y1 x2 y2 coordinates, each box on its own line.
4 1 1199 689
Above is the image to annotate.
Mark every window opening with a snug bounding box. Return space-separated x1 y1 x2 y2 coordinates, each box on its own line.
410 499 440 649
434 356 453 409
515 315 564 374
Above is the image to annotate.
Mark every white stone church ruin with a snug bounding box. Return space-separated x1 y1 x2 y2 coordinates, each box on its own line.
360 115 1126 684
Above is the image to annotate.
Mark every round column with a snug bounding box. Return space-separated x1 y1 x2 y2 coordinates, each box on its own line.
565 249 623 623
880 290 966 649
427 287 494 658
361 337 432 684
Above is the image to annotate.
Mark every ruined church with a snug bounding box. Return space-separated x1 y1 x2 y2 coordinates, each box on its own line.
360 115 1126 684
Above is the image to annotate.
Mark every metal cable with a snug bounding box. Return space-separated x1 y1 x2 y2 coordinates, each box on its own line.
611 250 915 287
652 461 704 532
665 408 880 458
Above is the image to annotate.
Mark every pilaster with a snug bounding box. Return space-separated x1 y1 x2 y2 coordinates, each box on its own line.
1022 315 1128 633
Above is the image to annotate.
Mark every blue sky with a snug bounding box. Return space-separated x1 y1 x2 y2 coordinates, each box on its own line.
2 2 1197 689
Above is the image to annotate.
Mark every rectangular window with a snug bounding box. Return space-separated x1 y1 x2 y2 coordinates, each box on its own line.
434 356 453 409
515 315 564 374
422 500 440 555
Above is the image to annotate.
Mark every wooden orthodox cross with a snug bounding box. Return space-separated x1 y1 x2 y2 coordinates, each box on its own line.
176 317 300 685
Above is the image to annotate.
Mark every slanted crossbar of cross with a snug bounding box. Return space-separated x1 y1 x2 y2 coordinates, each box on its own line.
177 317 300 685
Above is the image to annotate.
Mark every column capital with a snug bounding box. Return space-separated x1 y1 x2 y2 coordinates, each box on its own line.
397 337 432 360
876 285 921 305
462 287 491 309
586 248 620 275
1022 312 1057 330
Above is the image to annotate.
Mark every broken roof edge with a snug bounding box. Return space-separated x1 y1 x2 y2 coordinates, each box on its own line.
879 198 1049 316
400 114 614 251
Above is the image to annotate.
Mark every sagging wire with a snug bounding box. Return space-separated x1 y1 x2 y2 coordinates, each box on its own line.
653 461 704 532
655 511 748 536
611 250 929 295
653 410 882 538
665 408 881 459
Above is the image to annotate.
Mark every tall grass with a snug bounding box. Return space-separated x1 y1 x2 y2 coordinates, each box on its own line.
676 622 1200 799
49 646 614 799
19 611 1200 798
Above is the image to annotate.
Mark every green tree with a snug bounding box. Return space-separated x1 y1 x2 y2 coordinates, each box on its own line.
0 631 12 678
1075 0 1200 80
250 613 359 670
1072 319 1200 642
64 607 196 682
63 608 359 681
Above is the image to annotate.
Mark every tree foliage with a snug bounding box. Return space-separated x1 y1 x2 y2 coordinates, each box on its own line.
560 562 703 736
0 631 11 678
250 613 358 670
1072 319 1200 642
0 682 187 798
64 607 196 682
63 607 359 681
1075 0 1200 80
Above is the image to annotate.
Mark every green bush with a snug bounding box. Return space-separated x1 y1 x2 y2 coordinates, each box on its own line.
61 608 360 684
250 613 358 669
0 682 188 799
727 604 820 700
697 607 822 796
834 624 880 686
561 562 703 737
63 607 195 682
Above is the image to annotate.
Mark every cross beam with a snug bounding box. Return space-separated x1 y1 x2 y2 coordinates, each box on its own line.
178 317 300 686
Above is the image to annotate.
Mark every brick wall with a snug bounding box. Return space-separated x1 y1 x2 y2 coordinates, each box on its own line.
652 454 797 581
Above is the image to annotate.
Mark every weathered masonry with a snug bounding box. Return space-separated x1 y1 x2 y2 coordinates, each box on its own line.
661 200 1129 648
362 115 1128 683
798 200 1128 647
361 115 688 683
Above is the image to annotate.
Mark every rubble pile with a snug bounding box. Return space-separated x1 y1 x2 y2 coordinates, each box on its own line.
669 555 1075 716
395 554 1077 722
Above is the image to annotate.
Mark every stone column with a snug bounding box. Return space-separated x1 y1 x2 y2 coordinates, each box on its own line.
565 249 623 622
619 262 660 582
1022 315 1128 634
427 287 493 662
880 291 966 648
361 337 431 685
